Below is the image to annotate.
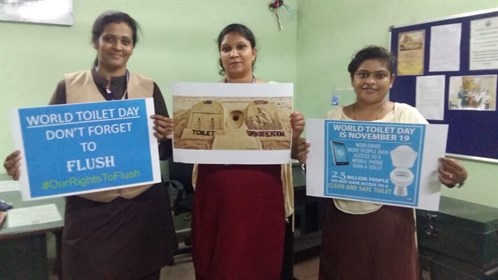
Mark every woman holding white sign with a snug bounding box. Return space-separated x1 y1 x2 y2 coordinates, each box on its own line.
3 11 177 280
189 23 308 280
312 46 468 280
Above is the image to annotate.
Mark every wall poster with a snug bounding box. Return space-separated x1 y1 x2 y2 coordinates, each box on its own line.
397 30 425 76
0 0 73 26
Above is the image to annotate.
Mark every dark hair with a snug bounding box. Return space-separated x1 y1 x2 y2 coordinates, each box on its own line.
347 46 395 78
91 10 140 67
217 23 257 75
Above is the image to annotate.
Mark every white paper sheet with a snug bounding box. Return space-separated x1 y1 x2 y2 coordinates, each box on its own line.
429 23 462 72
470 16 498 70
416 75 446 120
6 204 62 228
0 180 21 192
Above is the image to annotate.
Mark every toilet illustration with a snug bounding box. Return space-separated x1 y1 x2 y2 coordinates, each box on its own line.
389 145 417 197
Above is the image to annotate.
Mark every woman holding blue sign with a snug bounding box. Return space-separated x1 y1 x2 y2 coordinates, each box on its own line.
3 11 177 280
312 46 468 280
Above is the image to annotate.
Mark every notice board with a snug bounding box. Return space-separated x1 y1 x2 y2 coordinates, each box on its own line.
389 9 498 161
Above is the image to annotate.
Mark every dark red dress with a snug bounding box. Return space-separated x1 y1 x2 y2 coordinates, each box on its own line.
192 164 285 280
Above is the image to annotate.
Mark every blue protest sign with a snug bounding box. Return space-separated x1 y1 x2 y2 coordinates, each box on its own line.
11 98 160 200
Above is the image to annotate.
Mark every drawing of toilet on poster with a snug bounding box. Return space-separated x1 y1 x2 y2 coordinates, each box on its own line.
171 82 293 164
306 119 449 210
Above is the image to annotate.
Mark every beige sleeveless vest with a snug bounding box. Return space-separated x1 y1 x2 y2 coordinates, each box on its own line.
65 70 155 202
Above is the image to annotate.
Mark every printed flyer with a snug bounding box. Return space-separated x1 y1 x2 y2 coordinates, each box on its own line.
11 98 161 200
306 119 448 210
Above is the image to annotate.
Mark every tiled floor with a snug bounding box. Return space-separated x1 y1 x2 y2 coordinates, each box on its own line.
160 252 319 280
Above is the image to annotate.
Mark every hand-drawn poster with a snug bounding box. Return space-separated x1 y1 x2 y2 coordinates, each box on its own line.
448 75 497 111
172 82 293 164
11 98 161 200
397 30 425 76
306 119 448 211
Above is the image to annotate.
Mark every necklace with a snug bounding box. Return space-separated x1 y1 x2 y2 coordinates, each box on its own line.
103 70 129 100
352 101 386 121
224 75 256 83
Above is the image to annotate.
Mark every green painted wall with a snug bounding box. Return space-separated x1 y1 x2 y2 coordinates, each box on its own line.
0 0 297 160
295 0 498 207
1 0 496 207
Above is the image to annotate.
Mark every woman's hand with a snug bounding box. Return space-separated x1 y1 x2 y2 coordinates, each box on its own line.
438 157 468 188
290 111 305 139
151 115 174 141
292 137 310 165
3 150 22 180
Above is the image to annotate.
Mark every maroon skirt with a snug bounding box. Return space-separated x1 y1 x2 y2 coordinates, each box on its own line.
192 164 285 280
319 201 418 280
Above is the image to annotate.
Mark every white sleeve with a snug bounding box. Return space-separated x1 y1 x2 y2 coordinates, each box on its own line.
394 103 429 124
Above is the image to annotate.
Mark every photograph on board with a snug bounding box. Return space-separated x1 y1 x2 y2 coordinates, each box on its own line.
448 75 497 111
